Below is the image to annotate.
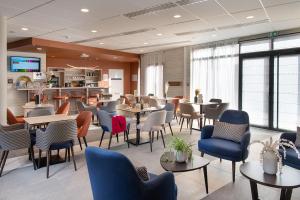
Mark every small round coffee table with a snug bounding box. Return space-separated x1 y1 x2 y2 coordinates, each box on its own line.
240 161 300 200
160 152 210 194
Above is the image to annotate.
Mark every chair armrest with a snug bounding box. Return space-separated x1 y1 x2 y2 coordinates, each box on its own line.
143 172 176 200
201 125 214 139
240 131 251 158
0 129 30 150
1 123 25 131
280 132 296 143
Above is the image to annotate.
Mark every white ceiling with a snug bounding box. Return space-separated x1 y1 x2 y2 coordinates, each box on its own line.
2 0 300 53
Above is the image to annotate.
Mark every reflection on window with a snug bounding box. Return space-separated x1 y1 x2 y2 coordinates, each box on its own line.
240 39 271 53
274 34 300 50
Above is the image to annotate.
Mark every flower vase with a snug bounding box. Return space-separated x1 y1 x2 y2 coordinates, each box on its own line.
35 95 41 105
175 151 188 163
263 150 278 175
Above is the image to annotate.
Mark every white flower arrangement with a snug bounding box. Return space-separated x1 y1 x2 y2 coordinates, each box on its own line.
33 82 46 96
249 137 300 173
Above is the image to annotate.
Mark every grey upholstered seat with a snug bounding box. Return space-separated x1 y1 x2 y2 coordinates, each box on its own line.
76 100 98 120
164 103 175 136
0 124 35 176
36 119 77 178
100 101 118 115
204 103 229 125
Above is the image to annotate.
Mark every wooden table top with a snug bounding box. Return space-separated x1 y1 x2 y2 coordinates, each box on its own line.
23 102 54 109
24 114 77 125
160 152 210 173
117 107 159 114
240 161 300 189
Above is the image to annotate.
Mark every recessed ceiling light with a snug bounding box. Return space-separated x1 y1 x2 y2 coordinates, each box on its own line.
113 56 118 59
140 50 144 52
91 30 97 33
144 42 148 45
246 16 254 19
21 27 29 31
156 33 163 36
81 8 89 13
36 47 42 51
99 42 104 45
173 15 181 18
212 34 217 37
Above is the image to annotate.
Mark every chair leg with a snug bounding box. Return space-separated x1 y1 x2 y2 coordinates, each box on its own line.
67 148 70 162
232 161 236 182
0 151 5 167
108 133 113 149
197 118 200 128
78 137 82 150
242 160 245 164
186 118 189 129
57 149 60 157
99 131 105 147
125 131 129 148
162 125 166 135
204 118 206 126
83 137 88 147
220 158 222 163
190 119 193 135
149 131 153 152
0 151 8 177
70 146 77 171
46 150 50 178
116 133 119 143
180 118 184 132
64 148 67 161
30 146 36 170
160 130 166 148
201 152 204 157
123 131 126 142
156 131 159 141
168 123 173 136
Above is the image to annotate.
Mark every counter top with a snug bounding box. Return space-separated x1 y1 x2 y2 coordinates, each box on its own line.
17 87 108 91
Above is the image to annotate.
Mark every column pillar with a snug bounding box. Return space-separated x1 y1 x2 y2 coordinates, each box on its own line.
0 16 7 125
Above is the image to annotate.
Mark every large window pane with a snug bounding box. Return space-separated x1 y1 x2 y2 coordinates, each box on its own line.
242 57 269 126
240 40 271 54
274 34 300 50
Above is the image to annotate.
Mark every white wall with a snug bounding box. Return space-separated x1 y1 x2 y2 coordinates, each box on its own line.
7 51 46 115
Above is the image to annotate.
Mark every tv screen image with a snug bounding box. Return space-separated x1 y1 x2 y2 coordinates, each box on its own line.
10 56 41 72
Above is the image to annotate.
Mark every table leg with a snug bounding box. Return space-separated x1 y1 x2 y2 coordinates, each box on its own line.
203 166 208 194
200 105 203 129
249 180 259 200
136 112 141 146
280 188 293 200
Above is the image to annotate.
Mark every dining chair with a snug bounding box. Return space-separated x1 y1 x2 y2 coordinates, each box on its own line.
164 103 175 136
116 104 134 118
27 108 54 117
97 110 130 149
204 103 229 125
137 110 166 152
0 124 35 177
179 103 202 134
76 111 92 150
76 100 98 121
149 98 160 108
125 94 136 105
99 101 118 116
36 119 77 178
141 96 151 104
85 147 177 200
172 96 183 122
56 101 70 115
52 92 69 110
7 108 25 125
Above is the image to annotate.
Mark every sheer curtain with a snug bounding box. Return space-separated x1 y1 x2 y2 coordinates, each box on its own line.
144 53 164 97
190 42 239 108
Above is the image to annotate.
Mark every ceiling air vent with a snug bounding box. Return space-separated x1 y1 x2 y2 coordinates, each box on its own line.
175 0 208 6
175 28 215 36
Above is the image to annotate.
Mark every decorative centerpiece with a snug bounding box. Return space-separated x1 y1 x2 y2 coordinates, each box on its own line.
33 82 45 105
169 137 193 163
250 137 300 175
194 89 200 103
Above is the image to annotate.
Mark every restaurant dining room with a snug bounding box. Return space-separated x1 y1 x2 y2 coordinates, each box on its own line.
1 0 300 200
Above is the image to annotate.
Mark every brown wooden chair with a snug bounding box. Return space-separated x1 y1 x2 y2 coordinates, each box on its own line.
76 111 92 150
7 109 25 125
56 102 70 115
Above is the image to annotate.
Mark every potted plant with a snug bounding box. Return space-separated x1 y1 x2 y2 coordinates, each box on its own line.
169 137 193 163
249 137 300 175
194 89 200 103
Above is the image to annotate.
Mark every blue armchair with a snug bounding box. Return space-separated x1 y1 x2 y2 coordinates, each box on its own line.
198 110 250 182
85 147 177 200
280 132 300 170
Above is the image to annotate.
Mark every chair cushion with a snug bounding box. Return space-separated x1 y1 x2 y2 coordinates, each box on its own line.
49 140 73 150
136 166 149 181
280 148 300 169
212 121 247 143
198 138 243 161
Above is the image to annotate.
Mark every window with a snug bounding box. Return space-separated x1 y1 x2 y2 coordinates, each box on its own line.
145 65 163 97
274 34 300 50
191 43 239 108
240 39 271 53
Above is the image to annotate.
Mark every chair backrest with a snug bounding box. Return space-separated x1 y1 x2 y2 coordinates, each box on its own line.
217 103 229 113
125 94 136 104
164 103 174 123
149 98 159 108
76 111 92 137
164 103 175 112
0 126 31 150
141 96 150 104
85 147 143 200
220 110 249 130
56 102 70 115
209 98 222 104
142 110 166 132
7 109 18 125
36 119 77 150
101 101 118 113
179 103 195 115
27 108 54 117
97 110 112 132
76 101 85 112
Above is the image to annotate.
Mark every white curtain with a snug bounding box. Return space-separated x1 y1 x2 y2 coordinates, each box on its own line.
190 42 239 109
144 53 164 97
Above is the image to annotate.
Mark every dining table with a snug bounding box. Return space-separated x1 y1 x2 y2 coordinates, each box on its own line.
24 114 77 126
116 106 160 146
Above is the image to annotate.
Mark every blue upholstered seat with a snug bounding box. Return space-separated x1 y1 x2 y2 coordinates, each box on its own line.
280 132 300 170
85 147 177 200
198 110 250 182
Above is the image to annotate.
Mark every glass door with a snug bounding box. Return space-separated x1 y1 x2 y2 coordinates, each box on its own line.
242 57 270 126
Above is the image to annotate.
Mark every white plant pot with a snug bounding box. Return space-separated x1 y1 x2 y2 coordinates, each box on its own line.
263 150 278 175
175 151 188 163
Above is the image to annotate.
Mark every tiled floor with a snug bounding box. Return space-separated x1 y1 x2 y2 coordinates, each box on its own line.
1 121 298 200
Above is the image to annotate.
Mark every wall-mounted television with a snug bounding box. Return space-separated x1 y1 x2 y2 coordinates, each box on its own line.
9 56 41 72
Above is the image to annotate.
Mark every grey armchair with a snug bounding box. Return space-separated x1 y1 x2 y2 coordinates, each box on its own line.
100 101 118 116
179 103 202 134
36 119 77 178
204 103 229 125
76 100 98 121
164 103 175 136
0 124 35 177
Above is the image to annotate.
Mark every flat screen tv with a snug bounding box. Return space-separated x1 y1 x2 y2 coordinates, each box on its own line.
10 56 41 72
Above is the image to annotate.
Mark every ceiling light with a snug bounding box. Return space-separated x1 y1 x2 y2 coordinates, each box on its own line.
211 34 217 37
144 42 148 45
21 27 29 31
113 56 118 59
140 50 144 52
80 53 90 58
156 33 163 36
36 47 42 51
246 16 254 19
81 8 89 13
91 30 97 33
173 15 181 18
99 42 104 45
